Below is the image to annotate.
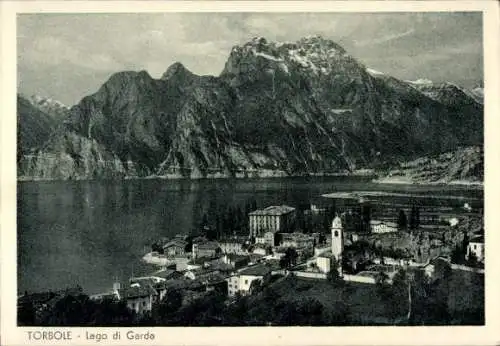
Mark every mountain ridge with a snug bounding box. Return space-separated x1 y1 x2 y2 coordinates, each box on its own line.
17 36 484 182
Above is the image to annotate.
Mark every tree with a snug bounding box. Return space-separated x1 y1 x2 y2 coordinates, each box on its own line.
326 257 342 285
250 198 258 212
279 247 298 269
409 205 420 230
397 209 408 230
361 204 371 232
249 279 263 295
450 245 465 264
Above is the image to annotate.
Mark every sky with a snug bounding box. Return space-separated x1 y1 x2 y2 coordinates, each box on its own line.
17 12 483 106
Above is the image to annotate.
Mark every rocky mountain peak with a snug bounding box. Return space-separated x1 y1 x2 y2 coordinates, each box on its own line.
161 62 194 81
222 35 357 81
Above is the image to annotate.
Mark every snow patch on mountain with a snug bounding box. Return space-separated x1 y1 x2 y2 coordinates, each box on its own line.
254 51 283 62
366 68 385 76
406 78 434 86
29 95 69 110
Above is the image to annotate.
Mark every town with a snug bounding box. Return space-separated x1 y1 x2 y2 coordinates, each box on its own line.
18 192 484 326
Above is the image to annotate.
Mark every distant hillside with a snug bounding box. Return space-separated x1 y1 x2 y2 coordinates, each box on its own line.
373 146 483 185
17 96 57 162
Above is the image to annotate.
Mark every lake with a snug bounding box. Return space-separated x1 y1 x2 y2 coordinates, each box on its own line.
17 177 482 295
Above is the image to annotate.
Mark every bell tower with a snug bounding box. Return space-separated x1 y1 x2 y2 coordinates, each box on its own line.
331 215 344 276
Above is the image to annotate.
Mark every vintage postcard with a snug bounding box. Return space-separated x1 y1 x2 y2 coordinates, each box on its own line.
1 1 499 345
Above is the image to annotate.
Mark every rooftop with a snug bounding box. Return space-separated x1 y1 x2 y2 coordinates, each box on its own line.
152 269 183 279
196 241 220 250
219 236 247 244
119 285 158 299
470 235 484 243
163 239 188 249
225 254 250 262
249 205 296 216
370 220 398 227
238 264 273 277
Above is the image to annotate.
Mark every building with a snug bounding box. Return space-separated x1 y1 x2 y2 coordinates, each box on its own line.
162 239 188 257
316 253 333 274
280 232 315 249
222 254 250 269
192 241 221 259
370 220 398 233
219 237 248 255
251 243 269 256
466 235 484 262
248 205 296 237
184 268 222 281
226 264 273 297
255 231 275 246
423 257 452 281
331 216 344 276
115 283 158 314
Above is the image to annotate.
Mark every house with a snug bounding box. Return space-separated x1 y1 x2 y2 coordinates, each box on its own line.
316 253 333 274
152 269 184 281
192 241 221 259
222 253 250 269
226 264 273 297
219 236 248 255
248 253 265 264
248 205 296 237
466 235 484 262
163 239 188 257
184 268 222 281
251 243 269 256
154 279 192 301
280 232 315 249
115 284 158 314
370 220 398 233
423 256 451 281
255 230 275 246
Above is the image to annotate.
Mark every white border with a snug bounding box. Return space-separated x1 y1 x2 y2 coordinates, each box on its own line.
2 1 500 346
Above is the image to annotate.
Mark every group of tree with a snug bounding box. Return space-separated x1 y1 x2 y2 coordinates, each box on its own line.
198 198 260 240
279 247 298 269
397 205 421 231
373 266 466 325
295 204 337 234
18 293 135 326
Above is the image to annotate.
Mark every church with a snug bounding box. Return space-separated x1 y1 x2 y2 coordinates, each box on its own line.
331 215 344 276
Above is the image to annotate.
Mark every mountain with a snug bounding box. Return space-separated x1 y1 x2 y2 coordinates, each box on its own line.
373 146 483 185
17 95 57 162
17 35 484 180
27 95 71 119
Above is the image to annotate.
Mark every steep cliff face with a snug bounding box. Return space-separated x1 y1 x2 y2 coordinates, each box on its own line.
18 36 484 180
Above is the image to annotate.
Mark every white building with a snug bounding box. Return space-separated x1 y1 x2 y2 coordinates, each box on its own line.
255 231 275 246
226 264 272 297
466 235 484 262
370 220 398 233
219 237 247 255
316 254 332 274
249 205 296 237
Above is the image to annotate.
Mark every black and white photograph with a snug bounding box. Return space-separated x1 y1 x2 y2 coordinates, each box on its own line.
4 2 497 339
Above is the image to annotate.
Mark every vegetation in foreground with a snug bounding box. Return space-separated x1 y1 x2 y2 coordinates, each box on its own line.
18 267 484 327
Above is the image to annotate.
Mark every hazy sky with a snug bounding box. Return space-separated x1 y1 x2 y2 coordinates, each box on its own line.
17 12 483 106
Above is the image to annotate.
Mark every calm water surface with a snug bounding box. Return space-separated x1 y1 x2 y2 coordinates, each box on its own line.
17 177 482 295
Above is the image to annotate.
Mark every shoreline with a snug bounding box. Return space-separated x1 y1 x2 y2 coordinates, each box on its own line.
17 171 376 182
372 177 483 188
